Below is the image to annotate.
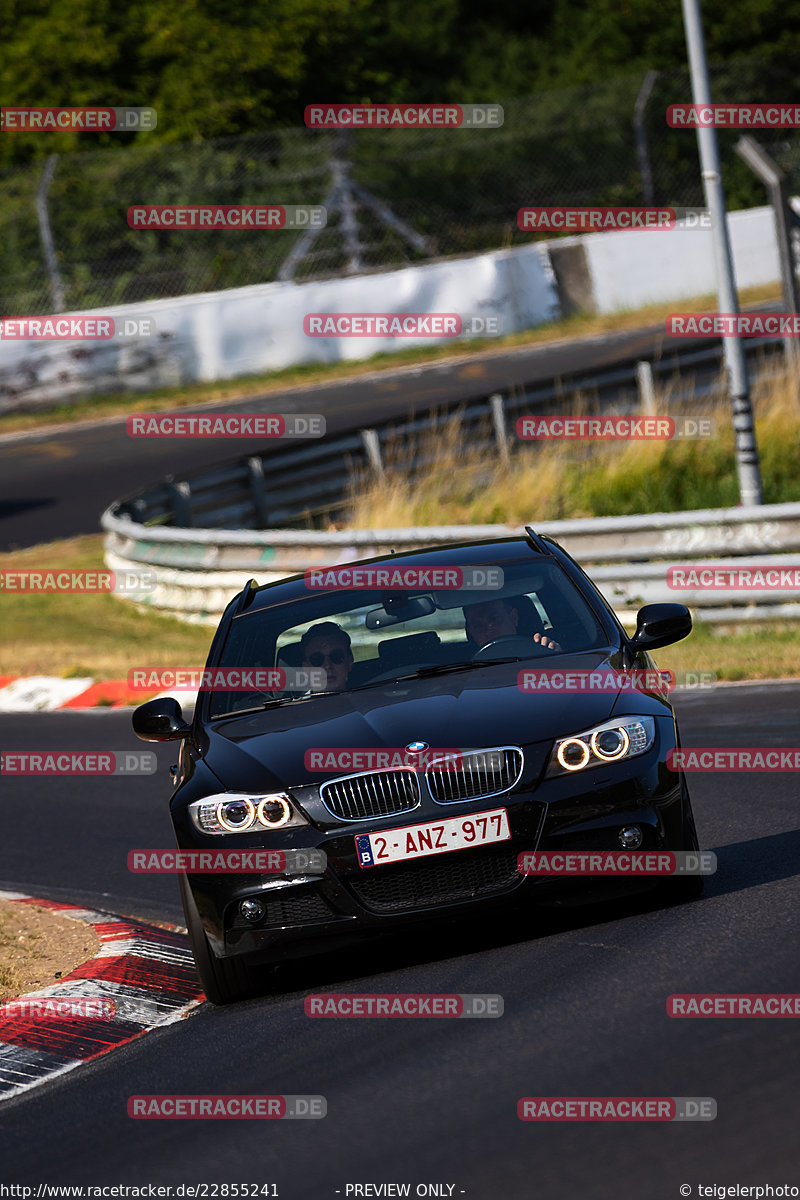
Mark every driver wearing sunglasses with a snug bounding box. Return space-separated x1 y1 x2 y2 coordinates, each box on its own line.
300 622 354 692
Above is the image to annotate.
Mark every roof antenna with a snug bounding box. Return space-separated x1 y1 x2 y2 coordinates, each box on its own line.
524 526 550 554
234 578 259 613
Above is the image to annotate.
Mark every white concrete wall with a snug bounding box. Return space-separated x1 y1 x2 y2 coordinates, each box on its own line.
583 205 779 313
0 244 559 412
0 202 789 413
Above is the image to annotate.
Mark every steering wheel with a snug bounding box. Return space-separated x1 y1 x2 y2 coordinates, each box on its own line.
472 635 541 660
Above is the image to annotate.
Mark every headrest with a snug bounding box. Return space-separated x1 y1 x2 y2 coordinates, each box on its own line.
378 631 441 664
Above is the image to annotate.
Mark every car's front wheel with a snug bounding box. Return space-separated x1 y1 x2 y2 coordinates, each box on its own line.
659 783 704 904
179 874 266 1004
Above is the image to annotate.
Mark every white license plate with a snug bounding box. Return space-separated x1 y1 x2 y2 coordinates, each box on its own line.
354 807 511 868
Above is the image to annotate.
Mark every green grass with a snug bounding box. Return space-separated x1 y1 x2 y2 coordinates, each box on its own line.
0 535 213 679
635 618 800 684
2 532 800 687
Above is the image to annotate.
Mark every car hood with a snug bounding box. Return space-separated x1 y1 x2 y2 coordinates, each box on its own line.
202 651 661 790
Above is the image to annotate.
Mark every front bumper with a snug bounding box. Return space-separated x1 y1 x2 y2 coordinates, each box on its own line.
175 742 690 964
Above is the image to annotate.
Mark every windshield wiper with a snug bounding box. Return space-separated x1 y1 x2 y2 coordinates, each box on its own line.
387 657 522 681
209 695 299 719
227 685 358 712
212 662 522 714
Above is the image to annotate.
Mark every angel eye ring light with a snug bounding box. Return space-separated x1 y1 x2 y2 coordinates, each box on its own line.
590 727 630 761
256 796 292 828
556 738 591 771
216 797 256 832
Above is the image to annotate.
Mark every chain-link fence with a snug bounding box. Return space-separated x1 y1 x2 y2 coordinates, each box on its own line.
2 56 798 316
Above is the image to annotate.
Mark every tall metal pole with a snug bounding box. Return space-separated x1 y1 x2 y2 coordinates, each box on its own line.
36 154 65 313
633 70 659 206
680 0 763 506
735 135 800 384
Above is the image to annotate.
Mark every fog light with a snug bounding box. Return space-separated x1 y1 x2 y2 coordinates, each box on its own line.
239 898 266 923
618 825 643 849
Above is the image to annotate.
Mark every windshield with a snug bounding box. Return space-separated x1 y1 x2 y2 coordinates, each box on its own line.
207 556 610 717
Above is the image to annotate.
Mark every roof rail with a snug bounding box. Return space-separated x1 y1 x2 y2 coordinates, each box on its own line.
524 526 551 554
234 578 259 614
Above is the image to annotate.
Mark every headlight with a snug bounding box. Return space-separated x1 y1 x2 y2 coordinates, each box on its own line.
188 792 307 836
546 716 655 778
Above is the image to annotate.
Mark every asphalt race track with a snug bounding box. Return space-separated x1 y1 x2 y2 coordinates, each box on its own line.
1 682 798 1197
0 321 699 551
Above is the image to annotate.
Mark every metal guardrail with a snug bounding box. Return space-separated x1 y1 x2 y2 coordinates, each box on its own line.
110 333 785 532
102 501 800 625
102 332 798 624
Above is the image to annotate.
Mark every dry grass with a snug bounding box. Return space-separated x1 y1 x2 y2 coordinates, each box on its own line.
0 902 101 1000
2 353 799 684
347 359 800 528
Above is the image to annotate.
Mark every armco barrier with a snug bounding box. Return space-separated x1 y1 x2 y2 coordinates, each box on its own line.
106 334 783 533
101 501 800 625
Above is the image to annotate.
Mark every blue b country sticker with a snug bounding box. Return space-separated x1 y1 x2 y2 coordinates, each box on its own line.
354 834 374 867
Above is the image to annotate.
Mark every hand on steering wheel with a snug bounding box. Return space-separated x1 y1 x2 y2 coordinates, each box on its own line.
532 631 562 652
472 633 561 660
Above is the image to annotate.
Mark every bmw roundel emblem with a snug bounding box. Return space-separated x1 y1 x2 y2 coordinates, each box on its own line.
406 741 429 753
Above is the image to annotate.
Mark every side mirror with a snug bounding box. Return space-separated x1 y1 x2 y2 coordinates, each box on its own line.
132 697 192 742
629 603 692 653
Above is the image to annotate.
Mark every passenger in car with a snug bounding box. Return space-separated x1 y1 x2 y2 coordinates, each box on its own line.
463 596 561 652
300 622 354 691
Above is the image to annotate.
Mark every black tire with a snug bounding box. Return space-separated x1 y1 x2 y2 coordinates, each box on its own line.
179 874 266 1005
658 784 704 905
